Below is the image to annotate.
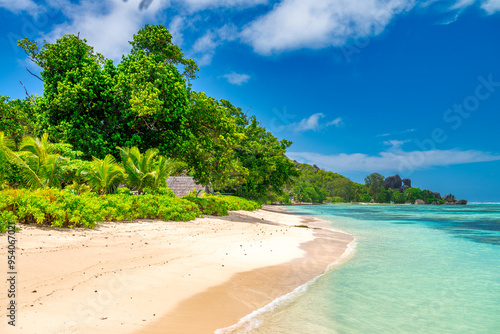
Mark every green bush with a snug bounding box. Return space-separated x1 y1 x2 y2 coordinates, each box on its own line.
116 187 132 195
0 189 261 231
184 194 261 216
184 196 228 216
0 188 202 229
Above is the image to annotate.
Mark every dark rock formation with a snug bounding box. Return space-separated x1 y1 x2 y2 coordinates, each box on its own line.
402 178 411 187
399 185 410 193
443 194 456 203
384 174 402 190
432 192 441 200
415 199 425 205
456 199 467 205
313 164 320 172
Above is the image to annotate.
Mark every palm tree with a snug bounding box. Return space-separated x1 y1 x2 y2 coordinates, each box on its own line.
80 155 125 195
117 146 186 193
150 156 186 190
117 146 158 193
0 132 66 189
0 132 15 185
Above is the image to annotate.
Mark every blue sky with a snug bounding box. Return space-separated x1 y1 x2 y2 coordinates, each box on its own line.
1 0 500 201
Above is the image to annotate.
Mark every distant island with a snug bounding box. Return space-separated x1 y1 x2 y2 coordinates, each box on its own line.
287 162 467 205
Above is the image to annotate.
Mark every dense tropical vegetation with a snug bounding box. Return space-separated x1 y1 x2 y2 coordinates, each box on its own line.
0 24 456 232
0 24 294 230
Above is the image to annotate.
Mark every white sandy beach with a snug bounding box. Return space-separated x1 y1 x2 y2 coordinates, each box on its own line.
0 206 353 334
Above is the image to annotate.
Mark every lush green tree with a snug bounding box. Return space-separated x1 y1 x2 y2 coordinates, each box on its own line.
182 92 246 189
0 96 39 144
19 34 118 157
289 163 367 203
232 116 299 199
391 190 406 204
375 187 391 203
359 193 372 203
14 25 300 199
404 187 423 203
129 24 198 83
114 49 191 156
18 26 192 159
329 178 352 202
364 173 385 198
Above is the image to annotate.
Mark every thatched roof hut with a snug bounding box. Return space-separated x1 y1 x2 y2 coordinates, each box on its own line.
167 177 206 197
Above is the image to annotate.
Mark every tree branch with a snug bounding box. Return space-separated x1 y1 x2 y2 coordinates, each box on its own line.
26 68 44 82
19 81 36 104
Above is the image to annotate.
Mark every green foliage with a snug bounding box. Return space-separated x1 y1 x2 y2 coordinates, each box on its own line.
184 194 261 216
0 189 260 231
375 187 391 203
13 25 302 200
116 187 131 195
292 182 328 203
79 155 125 195
291 163 365 203
183 196 228 216
0 96 39 144
115 49 191 156
359 193 372 203
183 92 246 189
19 27 192 159
231 115 299 199
117 146 184 193
152 186 176 197
0 188 201 229
404 187 423 203
129 24 198 82
0 132 68 189
391 190 406 204
207 195 261 212
364 173 385 198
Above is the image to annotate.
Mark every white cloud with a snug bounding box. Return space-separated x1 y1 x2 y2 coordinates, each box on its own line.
240 0 416 55
41 0 170 61
222 72 251 85
377 128 416 137
450 0 476 10
326 117 343 127
239 0 500 55
168 15 185 45
482 0 500 13
191 23 237 65
0 0 43 15
178 0 267 11
383 139 410 149
287 149 500 174
291 113 342 132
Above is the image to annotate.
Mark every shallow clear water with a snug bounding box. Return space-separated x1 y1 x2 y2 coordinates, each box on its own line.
220 204 500 334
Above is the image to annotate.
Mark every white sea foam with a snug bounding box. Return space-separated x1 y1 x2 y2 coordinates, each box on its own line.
214 236 357 334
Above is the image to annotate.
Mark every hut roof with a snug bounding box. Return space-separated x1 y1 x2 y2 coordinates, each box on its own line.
167 177 205 197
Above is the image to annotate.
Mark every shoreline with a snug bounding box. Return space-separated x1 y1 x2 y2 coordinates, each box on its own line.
135 206 354 334
0 206 354 334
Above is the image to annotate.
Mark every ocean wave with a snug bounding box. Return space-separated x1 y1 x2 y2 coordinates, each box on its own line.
214 237 357 334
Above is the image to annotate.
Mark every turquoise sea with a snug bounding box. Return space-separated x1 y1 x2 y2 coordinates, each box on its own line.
218 204 500 334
